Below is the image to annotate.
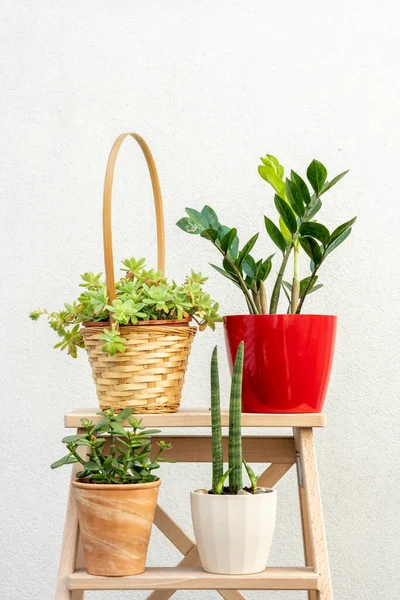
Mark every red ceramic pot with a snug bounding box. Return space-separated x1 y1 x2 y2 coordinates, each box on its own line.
224 314 337 413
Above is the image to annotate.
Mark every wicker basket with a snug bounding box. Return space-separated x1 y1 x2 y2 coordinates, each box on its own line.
82 133 196 413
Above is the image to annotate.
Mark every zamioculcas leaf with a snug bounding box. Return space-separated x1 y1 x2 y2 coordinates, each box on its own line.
325 228 353 256
299 276 322 296
320 170 349 196
299 237 323 266
236 233 259 267
201 205 219 229
274 194 297 234
200 228 219 242
285 179 305 217
176 217 203 234
242 255 257 279
258 165 285 198
299 222 330 246
210 264 240 287
304 198 322 221
256 254 274 282
264 216 287 254
185 208 207 228
220 228 237 252
290 170 311 205
328 216 357 244
306 159 328 194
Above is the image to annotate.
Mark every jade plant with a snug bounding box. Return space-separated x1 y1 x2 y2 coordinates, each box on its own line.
177 157 356 314
210 342 259 494
30 257 221 357
51 408 174 483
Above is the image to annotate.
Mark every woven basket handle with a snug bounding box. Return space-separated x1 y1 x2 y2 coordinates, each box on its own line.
103 133 165 305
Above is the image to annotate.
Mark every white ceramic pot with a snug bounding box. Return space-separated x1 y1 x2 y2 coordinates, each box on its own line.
190 489 277 574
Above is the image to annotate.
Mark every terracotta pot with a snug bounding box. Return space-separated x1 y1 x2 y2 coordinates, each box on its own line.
72 479 160 576
224 314 337 413
191 488 277 574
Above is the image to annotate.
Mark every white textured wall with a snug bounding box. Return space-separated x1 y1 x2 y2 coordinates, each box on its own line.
1 1 399 598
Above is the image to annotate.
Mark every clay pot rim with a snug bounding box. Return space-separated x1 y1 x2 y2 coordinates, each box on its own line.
82 318 191 328
73 478 161 490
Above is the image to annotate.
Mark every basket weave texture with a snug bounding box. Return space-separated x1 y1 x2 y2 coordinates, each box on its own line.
82 324 197 412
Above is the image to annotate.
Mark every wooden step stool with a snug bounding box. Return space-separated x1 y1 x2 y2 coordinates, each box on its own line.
56 408 333 599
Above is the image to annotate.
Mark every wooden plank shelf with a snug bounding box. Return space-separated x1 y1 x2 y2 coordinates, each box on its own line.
68 566 320 591
65 408 326 428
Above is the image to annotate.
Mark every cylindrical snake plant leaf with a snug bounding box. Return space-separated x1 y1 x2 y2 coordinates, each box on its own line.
211 345 223 494
228 341 244 493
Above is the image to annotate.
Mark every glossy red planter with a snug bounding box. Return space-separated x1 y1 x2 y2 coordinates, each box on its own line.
224 314 337 413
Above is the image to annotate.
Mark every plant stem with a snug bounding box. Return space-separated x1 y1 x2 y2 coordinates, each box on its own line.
296 263 321 314
213 243 260 314
291 244 300 314
259 281 268 314
269 244 293 314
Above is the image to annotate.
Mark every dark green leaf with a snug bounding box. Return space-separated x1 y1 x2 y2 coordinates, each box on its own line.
299 222 330 246
290 170 311 205
256 255 273 281
242 255 256 278
328 217 357 244
66 455 79 464
200 228 219 242
223 257 237 276
220 228 237 253
320 170 349 196
264 216 287 254
299 237 323 265
176 217 202 234
210 264 240 287
325 228 352 256
237 233 259 267
306 159 328 194
304 198 322 221
285 179 305 217
274 194 297 234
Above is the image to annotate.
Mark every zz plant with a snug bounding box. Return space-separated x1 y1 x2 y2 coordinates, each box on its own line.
211 342 259 494
30 257 221 358
51 408 174 484
177 156 356 314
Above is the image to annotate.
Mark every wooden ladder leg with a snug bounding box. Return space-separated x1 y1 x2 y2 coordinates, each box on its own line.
293 427 333 600
55 429 85 600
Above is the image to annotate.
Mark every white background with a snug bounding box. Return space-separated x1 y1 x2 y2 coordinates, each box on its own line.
1 1 399 598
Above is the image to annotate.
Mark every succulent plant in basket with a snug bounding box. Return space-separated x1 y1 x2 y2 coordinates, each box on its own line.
31 258 221 413
177 156 356 414
52 407 174 576
190 342 277 575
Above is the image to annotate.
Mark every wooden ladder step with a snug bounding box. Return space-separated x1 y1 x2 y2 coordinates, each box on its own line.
68 566 320 591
